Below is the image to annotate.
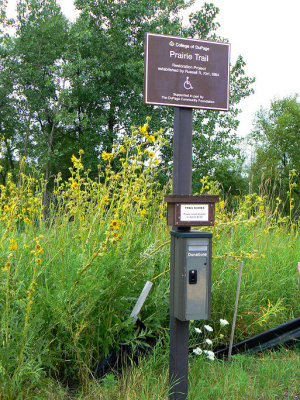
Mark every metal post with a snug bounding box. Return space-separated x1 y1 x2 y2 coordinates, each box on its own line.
228 261 243 362
169 107 193 400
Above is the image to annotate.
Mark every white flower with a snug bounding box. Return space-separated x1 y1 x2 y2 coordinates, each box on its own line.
203 350 215 361
193 347 203 356
205 338 213 345
204 325 213 332
220 319 229 327
195 327 202 334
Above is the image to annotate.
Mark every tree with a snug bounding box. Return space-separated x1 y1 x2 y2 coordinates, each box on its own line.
11 0 72 209
249 95 300 214
66 0 195 152
211 158 248 196
68 0 254 184
191 55 254 191
0 0 255 194
0 35 19 184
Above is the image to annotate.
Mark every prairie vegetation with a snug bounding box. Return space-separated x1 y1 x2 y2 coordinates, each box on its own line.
0 123 299 399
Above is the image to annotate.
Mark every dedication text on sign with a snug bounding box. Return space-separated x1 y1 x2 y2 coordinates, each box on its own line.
144 33 230 110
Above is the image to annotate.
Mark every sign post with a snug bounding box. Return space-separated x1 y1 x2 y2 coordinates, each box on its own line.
169 107 193 400
144 32 230 400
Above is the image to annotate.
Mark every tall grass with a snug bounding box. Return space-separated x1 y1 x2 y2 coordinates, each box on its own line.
0 122 299 398
0 121 170 397
31 348 300 400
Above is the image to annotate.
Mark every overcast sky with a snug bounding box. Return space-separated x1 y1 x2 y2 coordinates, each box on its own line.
186 0 300 138
6 0 300 140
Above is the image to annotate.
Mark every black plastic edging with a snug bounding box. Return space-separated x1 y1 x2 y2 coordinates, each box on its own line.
214 317 300 358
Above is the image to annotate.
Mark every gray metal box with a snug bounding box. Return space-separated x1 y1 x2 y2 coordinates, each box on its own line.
171 231 212 321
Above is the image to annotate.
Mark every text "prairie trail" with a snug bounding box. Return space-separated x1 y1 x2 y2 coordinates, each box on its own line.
169 51 209 62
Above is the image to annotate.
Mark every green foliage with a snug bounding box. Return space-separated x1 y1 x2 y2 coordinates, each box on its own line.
0 127 299 398
0 0 254 191
30 349 300 399
14 0 70 188
188 350 300 400
0 123 171 397
191 55 254 186
194 158 248 197
249 95 300 217
0 32 21 184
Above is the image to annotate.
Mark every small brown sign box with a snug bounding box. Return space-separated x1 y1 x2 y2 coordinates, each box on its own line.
164 194 219 227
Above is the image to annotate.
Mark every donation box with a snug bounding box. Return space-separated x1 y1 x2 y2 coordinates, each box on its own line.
172 230 212 321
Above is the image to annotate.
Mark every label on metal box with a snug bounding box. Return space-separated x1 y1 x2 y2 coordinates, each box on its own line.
188 252 207 257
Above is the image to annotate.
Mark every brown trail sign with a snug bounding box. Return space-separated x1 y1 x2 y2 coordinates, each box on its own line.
144 32 230 110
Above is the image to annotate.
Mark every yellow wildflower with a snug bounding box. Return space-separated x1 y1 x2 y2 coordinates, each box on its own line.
149 151 155 158
111 220 120 230
37 245 44 254
2 261 10 272
147 135 155 143
102 151 112 161
74 160 83 170
140 209 146 217
9 239 17 252
139 125 148 135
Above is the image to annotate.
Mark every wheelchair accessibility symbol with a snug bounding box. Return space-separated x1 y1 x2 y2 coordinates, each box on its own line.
184 77 193 90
